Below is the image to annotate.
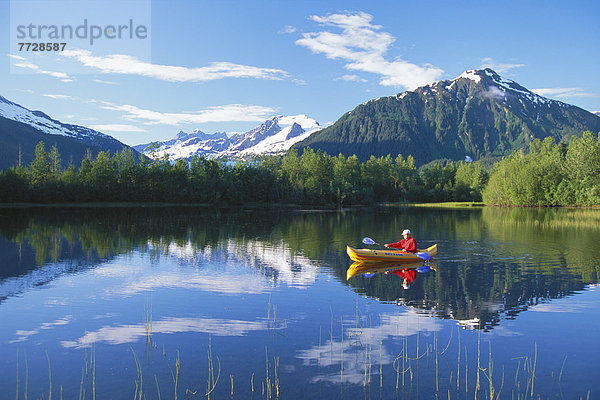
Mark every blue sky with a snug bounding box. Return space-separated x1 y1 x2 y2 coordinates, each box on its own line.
1 0 599 146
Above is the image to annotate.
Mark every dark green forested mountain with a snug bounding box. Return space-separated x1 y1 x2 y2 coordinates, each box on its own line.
294 68 600 166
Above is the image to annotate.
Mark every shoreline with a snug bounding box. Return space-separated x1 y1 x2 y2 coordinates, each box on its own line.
2 201 599 209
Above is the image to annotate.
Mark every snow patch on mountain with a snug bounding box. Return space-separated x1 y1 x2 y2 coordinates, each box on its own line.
0 94 111 140
458 69 562 107
278 114 319 130
459 70 482 83
0 95 77 137
389 68 567 111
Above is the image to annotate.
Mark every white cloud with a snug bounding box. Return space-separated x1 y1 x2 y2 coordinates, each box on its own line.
296 12 443 89
9 55 73 82
481 86 506 100
531 87 595 98
7 54 27 61
336 74 367 82
60 49 289 82
99 101 277 125
479 57 525 74
280 25 297 34
93 79 118 85
76 116 99 122
293 78 308 85
42 94 73 100
89 124 147 133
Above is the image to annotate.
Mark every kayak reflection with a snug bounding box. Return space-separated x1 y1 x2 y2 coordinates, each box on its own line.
346 260 437 280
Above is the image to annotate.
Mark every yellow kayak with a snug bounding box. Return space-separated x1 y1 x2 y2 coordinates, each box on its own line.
346 244 437 262
346 260 437 280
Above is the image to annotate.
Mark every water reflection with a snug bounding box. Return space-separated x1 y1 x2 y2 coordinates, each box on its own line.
11 315 74 343
0 206 598 331
346 258 589 330
61 316 268 348
95 259 269 297
296 309 440 384
0 206 599 399
346 260 435 280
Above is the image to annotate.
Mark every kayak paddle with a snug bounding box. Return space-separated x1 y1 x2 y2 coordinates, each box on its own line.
362 237 431 261
362 237 379 245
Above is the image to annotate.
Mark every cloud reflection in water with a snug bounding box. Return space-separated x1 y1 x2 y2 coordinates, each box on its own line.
296 308 439 384
11 315 74 343
100 238 320 298
61 316 267 348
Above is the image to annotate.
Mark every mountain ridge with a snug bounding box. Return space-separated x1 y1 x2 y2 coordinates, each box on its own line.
3 67 599 170
0 94 135 170
293 68 600 166
134 114 321 160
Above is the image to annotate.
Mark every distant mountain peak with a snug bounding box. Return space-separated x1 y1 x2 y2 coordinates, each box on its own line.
285 122 305 140
175 130 190 139
457 69 485 83
278 114 320 130
252 116 281 135
454 68 510 83
399 68 564 113
135 114 322 161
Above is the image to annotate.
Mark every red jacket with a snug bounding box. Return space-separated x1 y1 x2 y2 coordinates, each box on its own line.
386 237 417 253
391 269 416 282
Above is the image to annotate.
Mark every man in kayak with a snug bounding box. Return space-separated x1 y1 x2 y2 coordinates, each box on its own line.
384 229 417 253
385 268 416 289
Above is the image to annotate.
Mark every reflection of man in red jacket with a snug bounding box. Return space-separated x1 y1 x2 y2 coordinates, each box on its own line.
385 268 416 289
384 229 417 253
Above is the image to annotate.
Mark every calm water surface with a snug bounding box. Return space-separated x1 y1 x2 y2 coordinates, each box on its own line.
0 206 598 399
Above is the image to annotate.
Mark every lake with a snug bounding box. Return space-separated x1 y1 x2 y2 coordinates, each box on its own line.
0 206 598 399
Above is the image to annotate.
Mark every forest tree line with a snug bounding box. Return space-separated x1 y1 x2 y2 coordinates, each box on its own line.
482 131 600 206
0 130 598 206
0 141 486 205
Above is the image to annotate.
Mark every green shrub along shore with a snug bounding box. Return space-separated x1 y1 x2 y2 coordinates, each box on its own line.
0 131 599 206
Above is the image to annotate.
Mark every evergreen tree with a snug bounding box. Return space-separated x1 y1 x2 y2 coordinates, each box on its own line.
29 141 51 186
49 145 62 178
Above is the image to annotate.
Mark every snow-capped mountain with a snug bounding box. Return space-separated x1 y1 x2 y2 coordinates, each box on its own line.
294 68 600 165
0 94 135 170
0 95 122 144
134 114 321 160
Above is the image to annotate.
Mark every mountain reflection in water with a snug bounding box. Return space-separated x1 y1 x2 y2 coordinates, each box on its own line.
0 206 598 399
0 206 597 330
